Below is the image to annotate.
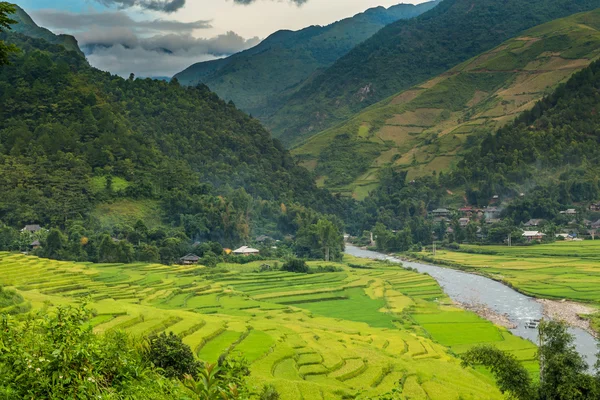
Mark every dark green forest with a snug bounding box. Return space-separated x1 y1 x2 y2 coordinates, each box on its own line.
268 0 600 146
0 27 349 263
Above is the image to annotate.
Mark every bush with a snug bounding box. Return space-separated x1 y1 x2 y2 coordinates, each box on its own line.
0 304 183 399
146 332 202 379
281 259 309 273
260 384 280 400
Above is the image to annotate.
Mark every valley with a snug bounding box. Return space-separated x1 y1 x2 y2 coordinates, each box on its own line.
2 1 600 398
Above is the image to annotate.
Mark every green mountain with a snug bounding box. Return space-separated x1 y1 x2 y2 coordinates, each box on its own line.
0 24 344 262
8 5 83 56
269 0 600 147
173 1 439 120
455 57 600 209
294 8 600 199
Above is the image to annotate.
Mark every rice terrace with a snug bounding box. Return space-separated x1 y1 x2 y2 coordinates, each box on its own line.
0 251 539 399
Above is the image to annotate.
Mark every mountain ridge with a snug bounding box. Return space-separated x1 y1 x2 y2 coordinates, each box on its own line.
174 1 440 119
293 7 600 199
268 0 600 147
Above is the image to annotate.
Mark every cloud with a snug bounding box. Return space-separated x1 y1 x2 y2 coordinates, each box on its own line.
31 9 261 77
232 0 308 5
31 9 211 34
94 0 186 13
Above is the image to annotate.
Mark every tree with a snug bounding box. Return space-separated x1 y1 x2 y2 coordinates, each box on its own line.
145 332 202 379
282 258 309 273
461 320 599 400
316 218 339 261
0 2 17 66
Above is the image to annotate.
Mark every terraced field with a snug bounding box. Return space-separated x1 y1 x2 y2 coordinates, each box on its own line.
414 241 600 305
293 8 600 198
0 252 538 399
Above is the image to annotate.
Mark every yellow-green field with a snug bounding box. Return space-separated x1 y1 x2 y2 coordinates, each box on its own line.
0 253 539 399
413 241 600 304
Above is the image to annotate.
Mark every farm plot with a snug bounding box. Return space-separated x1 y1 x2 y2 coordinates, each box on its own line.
0 252 537 399
418 241 600 305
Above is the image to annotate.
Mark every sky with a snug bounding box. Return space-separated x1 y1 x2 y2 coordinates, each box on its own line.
17 0 422 78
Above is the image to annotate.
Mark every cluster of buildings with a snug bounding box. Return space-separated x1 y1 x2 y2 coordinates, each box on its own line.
179 245 261 265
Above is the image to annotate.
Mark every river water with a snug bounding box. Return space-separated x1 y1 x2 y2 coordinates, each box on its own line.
345 245 598 369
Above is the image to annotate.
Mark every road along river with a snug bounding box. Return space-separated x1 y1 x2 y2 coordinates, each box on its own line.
345 245 598 369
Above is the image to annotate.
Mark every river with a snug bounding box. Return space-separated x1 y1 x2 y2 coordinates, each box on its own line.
345 245 598 369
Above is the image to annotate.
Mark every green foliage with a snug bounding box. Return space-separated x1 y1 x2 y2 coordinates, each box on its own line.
0 2 17 66
461 346 534 399
0 304 185 399
462 320 600 400
0 19 353 263
281 258 309 273
259 384 280 400
268 0 600 146
146 332 203 379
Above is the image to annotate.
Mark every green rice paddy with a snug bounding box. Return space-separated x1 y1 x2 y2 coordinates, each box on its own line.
0 251 539 399
416 241 600 305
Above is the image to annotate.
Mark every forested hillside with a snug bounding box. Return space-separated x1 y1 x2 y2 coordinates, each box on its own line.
294 8 600 198
174 1 439 120
0 22 348 263
269 0 600 147
455 58 600 209
343 58 600 251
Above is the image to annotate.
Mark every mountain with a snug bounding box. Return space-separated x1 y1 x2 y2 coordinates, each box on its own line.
293 8 600 199
269 0 600 147
8 5 83 56
0 22 345 260
455 57 600 209
173 1 440 120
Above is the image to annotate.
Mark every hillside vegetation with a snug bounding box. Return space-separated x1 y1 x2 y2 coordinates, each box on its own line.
269 0 600 147
0 15 349 263
174 1 439 120
0 252 539 398
294 9 600 198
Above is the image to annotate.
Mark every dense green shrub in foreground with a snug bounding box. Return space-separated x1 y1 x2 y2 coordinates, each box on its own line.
0 305 186 399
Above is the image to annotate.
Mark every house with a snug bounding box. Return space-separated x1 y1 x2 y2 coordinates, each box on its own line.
524 219 544 227
459 218 470 227
459 207 474 216
522 231 546 242
431 208 451 218
232 246 260 256
179 254 200 265
590 202 600 212
30 240 41 249
592 219 600 229
560 209 577 216
21 224 42 234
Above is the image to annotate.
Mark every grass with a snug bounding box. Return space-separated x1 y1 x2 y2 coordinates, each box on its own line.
292 8 600 197
0 251 540 399
413 240 600 306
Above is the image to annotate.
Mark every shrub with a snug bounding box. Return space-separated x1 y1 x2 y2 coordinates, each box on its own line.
146 331 202 379
260 384 280 400
281 259 309 273
0 304 183 399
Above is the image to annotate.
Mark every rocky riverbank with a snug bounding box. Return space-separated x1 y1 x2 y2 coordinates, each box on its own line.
454 301 517 329
537 299 598 338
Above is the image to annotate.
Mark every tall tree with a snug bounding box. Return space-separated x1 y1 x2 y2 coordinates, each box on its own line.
316 218 339 261
0 2 17 66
